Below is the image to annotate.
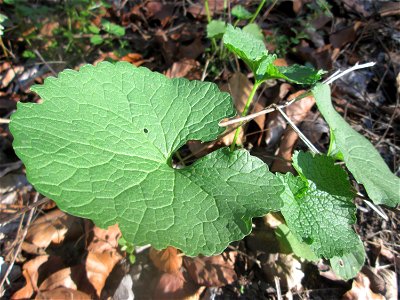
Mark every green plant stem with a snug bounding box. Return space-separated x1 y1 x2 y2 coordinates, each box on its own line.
249 0 266 23
230 81 261 151
204 0 218 51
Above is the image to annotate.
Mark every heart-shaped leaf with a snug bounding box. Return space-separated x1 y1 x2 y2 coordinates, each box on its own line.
10 62 284 256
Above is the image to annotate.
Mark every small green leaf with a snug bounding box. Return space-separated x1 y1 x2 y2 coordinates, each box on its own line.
101 19 125 37
312 84 400 207
10 62 284 256
88 24 100 34
232 5 253 20
22 50 36 59
242 23 264 42
223 24 269 74
275 223 319 261
278 151 359 258
90 35 104 45
206 20 226 39
258 63 324 85
129 253 136 264
330 238 365 280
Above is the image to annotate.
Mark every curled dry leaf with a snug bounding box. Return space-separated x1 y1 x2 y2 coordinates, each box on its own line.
22 209 83 255
11 255 64 299
149 246 183 274
184 252 237 287
38 267 79 292
85 223 122 297
35 287 91 300
342 273 385 300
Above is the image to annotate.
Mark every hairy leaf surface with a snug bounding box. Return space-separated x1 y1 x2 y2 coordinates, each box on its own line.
279 151 359 258
313 83 400 207
10 62 284 256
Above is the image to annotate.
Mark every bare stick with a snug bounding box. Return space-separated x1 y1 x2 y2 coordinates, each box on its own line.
0 197 49 225
323 62 376 85
362 198 388 221
275 105 320 154
0 118 10 124
274 276 283 300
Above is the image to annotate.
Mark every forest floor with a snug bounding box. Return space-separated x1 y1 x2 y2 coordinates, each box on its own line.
0 1 399 299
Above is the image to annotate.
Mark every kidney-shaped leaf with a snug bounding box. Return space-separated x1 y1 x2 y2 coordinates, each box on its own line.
10 62 283 256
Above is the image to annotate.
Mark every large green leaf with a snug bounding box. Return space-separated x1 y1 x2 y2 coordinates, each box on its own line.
279 151 359 258
10 62 284 256
312 83 400 207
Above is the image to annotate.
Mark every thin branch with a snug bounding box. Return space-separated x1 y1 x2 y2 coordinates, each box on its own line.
323 62 376 85
0 197 49 225
275 105 320 154
362 197 388 221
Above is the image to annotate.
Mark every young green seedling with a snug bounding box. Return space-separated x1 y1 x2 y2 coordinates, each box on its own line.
9 23 399 281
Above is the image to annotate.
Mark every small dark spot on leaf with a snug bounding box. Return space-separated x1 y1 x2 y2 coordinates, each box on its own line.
144 128 149 133
339 259 344 267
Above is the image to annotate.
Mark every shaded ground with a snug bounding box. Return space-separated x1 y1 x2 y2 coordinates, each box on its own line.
0 1 399 299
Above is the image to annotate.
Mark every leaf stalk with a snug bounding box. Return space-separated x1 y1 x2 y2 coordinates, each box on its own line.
230 81 261 151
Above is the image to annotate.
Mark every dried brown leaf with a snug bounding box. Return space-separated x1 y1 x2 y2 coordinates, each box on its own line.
85 223 122 297
11 255 64 299
342 273 385 300
330 21 362 49
165 58 200 80
22 209 83 254
153 271 202 300
185 252 237 287
150 246 183 274
35 287 91 300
